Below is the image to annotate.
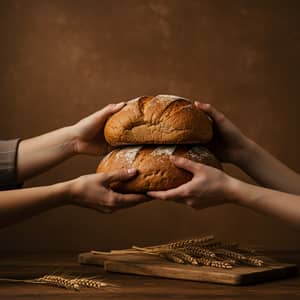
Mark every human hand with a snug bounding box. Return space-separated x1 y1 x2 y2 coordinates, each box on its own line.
71 102 125 156
148 156 234 209
69 168 149 213
194 101 253 166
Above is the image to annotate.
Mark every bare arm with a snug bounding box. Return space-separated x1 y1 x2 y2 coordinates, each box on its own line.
0 102 152 228
17 102 125 181
238 140 300 195
230 175 300 228
195 102 300 194
0 182 69 228
17 127 76 181
148 156 300 229
0 168 148 228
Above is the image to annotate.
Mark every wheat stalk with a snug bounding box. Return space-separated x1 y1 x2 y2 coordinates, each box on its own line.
0 275 80 291
0 275 114 291
242 256 264 267
219 258 237 266
160 252 185 264
182 246 216 258
145 235 215 250
235 246 257 255
132 236 267 268
72 278 109 288
214 249 247 261
36 275 80 290
132 246 198 265
196 257 233 269
92 235 267 270
132 246 166 254
168 250 198 265
165 235 215 249
215 254 237 266
202 241 238 250
91 249 139 255
215 242 257 255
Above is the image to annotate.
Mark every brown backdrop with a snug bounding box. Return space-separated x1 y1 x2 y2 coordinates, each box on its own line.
0 0 300 251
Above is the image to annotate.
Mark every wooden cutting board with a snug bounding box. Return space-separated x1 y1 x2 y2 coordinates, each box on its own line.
78 251 298 285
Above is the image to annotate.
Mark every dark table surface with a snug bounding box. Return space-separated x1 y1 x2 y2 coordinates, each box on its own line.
0 251 299 300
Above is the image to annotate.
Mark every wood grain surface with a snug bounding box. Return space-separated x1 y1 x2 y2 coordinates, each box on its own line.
0 252 300 300
78 251 298 285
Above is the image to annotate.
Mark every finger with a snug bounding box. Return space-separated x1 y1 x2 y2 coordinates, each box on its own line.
147 182 191 200
101 168 137 184
185 198 195 207
109 101 126 113
116 193 150 204
194 101 225 123
93 102 125 123
113 193 151 209
96 205 114 214
169 155 200 174
77 201 114 214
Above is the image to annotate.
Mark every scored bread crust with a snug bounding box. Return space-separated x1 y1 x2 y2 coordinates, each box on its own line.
104 95 213 146
97 145 222 193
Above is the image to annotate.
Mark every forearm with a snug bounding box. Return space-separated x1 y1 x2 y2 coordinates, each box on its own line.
17 126 76 181
236 139 300 195
227 176 300 228
0 182 72 228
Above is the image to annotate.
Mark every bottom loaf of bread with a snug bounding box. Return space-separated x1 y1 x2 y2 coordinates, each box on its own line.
96 145 222 193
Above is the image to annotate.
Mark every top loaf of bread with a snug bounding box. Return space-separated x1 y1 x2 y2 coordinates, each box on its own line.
104 95 213 146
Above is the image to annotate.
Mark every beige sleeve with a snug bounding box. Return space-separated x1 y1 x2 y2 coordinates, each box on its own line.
0 139 23 190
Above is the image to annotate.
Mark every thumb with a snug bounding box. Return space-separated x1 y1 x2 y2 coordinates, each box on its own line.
75 102 126 136
93 101 126 124
194 101 225 124
104 101 126 114
101 168 137 184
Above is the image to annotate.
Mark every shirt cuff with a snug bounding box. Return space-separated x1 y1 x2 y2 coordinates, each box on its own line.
0 139 23 190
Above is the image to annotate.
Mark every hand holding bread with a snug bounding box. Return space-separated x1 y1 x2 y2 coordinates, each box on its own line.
71 102 125 156
97 145 222 193
69 169 149 213
194 101 253 166
147 155 232 209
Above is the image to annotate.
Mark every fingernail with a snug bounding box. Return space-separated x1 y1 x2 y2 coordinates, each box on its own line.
127 168 137 175
114 102 125 109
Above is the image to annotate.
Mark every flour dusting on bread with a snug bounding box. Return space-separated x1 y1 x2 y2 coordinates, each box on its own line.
116 146 143 163
187 146 207 160
97 145 221 193
151 146 177 156
156 95 191 102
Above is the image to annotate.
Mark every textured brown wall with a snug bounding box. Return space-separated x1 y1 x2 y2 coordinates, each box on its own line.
0 0 300 251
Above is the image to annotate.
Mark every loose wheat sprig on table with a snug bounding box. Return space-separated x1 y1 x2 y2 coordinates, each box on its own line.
93 235 269 270
0 275 115 291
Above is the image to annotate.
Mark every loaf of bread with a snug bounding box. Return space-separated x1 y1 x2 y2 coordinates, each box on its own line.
97 145 222 193
104 95 213 146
